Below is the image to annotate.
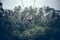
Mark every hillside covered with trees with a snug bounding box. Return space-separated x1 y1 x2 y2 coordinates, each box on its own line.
0 1 60 40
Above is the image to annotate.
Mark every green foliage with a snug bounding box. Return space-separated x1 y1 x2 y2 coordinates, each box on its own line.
0 2 60 40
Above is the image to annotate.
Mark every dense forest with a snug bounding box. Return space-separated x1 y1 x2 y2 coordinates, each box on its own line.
0 2 60 40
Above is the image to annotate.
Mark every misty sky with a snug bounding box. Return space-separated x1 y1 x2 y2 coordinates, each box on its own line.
1 0 60 10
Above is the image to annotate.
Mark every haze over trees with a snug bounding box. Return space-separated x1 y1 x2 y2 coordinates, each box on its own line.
0 1 60 40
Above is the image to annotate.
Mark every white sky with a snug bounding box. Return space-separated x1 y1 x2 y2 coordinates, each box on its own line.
1 0 60 10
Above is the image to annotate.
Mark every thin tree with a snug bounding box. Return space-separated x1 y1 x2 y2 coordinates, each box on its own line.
21 0 24 7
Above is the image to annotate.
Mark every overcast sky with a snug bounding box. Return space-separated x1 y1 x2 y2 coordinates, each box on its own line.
1 0 60 10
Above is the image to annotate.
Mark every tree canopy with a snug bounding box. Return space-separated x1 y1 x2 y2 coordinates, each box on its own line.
0 2 60 40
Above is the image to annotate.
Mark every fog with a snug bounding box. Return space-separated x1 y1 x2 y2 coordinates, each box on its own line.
1 0 60 10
